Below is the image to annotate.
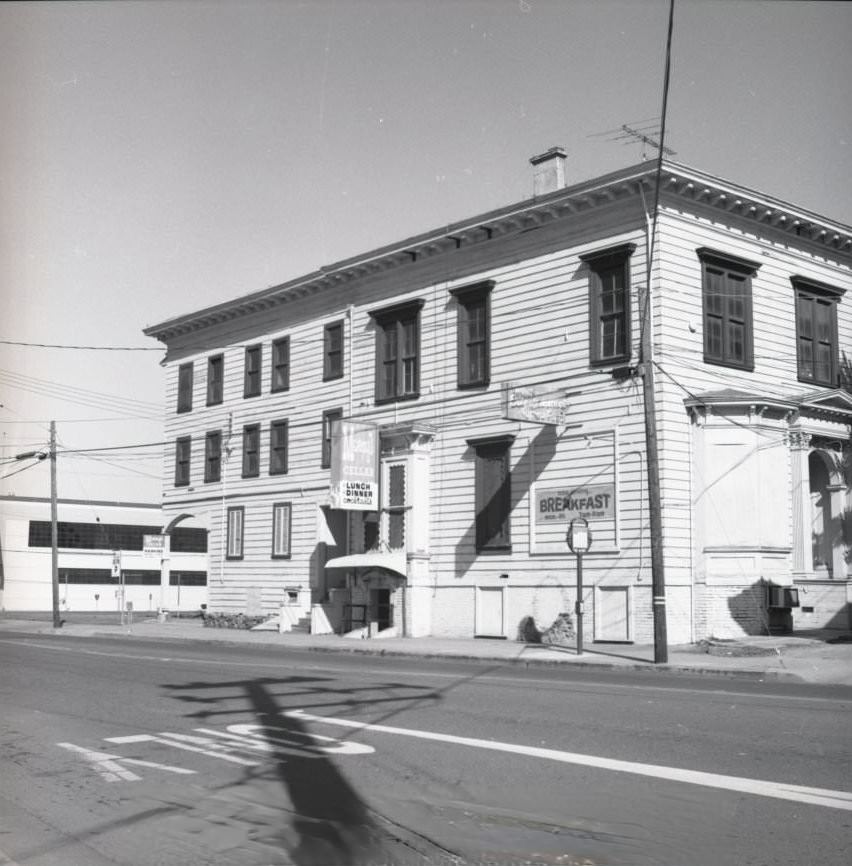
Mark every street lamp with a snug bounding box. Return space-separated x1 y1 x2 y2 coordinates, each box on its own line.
15 420 60 628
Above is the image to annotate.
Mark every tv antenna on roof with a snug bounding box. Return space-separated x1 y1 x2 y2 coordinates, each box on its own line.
590 119 677 161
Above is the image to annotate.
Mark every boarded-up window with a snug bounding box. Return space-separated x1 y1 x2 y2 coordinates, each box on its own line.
269 419 288 475
271 336 290 392
207 354 224 405
244 345 262 397
272 502 291 558
174 437 191 487
697 248 759 370
387 464 406 550
204 430 221 483
469 436 513 552
226 506 244 559
242 424 260 478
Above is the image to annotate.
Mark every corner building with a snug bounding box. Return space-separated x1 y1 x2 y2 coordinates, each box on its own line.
144 154 852 643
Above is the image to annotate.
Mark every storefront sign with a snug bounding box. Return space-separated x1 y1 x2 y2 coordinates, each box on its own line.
535 484 615 523
142 534 164 558
330 420 379 510
503 383 571 426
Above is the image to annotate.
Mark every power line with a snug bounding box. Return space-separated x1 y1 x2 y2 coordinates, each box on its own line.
0 339 163 352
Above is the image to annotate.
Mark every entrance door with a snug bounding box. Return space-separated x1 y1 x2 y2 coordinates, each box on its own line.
370 588 392 631
475 586 505 638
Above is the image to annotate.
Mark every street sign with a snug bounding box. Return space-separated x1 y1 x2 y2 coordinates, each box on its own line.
111 551 121 578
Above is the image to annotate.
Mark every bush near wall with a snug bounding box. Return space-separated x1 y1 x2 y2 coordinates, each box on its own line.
203 612 267 630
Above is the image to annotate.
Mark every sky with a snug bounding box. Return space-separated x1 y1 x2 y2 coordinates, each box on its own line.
1 0 850 504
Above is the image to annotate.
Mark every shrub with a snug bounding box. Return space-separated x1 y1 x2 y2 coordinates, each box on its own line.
202 612 267 630
541 612 575 646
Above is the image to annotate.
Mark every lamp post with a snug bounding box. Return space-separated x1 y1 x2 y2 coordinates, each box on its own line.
567 517 592 655
15 420 60 628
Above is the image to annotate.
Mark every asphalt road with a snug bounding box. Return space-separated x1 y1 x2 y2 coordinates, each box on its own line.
1 632 850 866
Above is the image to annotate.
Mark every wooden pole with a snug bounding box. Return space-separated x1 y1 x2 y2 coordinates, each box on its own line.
50 421 60 629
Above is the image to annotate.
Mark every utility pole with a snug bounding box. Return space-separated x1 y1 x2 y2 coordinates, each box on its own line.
50 421 60 629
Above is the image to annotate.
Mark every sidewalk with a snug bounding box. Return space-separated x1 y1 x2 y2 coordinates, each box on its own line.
2 614 852 686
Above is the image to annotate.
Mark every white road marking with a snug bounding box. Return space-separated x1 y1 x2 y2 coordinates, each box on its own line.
211 723 374 755
57 743 142 782
105 733 260 766
119 757 196 774
286 709 852 812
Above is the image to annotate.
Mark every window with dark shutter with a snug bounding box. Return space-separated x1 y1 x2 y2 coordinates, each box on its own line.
269 419 289 475
324 321 344 381
271 336 290 392
697 248 759 370
207 355 224 405
792 276 844 387
469 435 514 552
244 345 261 397
242 424 260 478
174 437 191 487
450 280 494 388
580 243 635 366
369 299 424 403
321 408 342 468
177 363 193 413
204 430 222 483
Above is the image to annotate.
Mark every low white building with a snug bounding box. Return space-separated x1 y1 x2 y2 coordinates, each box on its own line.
0 495 208 614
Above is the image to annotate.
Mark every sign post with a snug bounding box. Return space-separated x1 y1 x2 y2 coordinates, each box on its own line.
567 517 592 655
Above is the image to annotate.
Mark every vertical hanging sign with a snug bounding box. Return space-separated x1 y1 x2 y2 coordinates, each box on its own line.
330 420 379 510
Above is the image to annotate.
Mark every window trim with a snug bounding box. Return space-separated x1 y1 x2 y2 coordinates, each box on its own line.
244 344 262 398
226 506 244 560
791 275 845 387
697 247 760 371
468 434 515 553
271 336 290 393
323 320 344 382
580 243 636 367
271 501 292 559
369 298 425 404
177 362 193 413
174 436 191 487
269 419 289 476
206 354 224 406
450 280 494 389
321 407 342 469
204 429 222 483
241 423 261 478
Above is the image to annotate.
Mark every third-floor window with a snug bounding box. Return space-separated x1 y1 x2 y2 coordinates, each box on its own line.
244 344 262 398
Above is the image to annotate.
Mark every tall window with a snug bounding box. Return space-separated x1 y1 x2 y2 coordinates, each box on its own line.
271 502 292 558
321 408 342 468
207 354 224 405
271 336 290 392
387 464 406 549
244 344 262 397
451 280 493 388
324 321 344 381
177 363 193 413
370 299 424 403
697 248 759 370
226 506 244 559
580 243 635 366
242 423 260 478
269 419 289 475
174 437 191 487
792 276 843 387
204 430 222 483
469 435 513 552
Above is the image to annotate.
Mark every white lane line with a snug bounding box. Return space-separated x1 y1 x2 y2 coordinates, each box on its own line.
286 710 852 812
119 757 196 774
105 733 260 766
57 743 142 782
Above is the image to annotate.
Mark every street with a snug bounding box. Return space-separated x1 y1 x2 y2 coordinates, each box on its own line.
0 633 850 866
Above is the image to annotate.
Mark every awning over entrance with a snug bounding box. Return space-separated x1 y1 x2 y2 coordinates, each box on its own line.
324 551 407 578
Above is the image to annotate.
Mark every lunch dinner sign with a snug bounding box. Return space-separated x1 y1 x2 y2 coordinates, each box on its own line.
535 484 615 523
330 420 379 510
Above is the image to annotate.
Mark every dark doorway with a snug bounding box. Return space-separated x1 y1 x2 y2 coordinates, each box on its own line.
371 588 392 631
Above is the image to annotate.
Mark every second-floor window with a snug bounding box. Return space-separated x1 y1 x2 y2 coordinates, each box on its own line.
174 437 191 487
581 243 635 366
244 344 261 397
451 280 494 388
697 248 759 371
269 419 289 475
321 408 342 469
204 430 222 483
324 321 344 381
370 299 424 403
207 354 224 405
242 423 260 478
792 276 844 387
271 336 290 392
177 363 193 413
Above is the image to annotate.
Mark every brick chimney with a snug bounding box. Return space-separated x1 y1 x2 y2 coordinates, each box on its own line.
530 146 567 196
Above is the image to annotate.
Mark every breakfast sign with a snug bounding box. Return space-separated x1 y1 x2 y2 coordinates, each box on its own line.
535 484 615 523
